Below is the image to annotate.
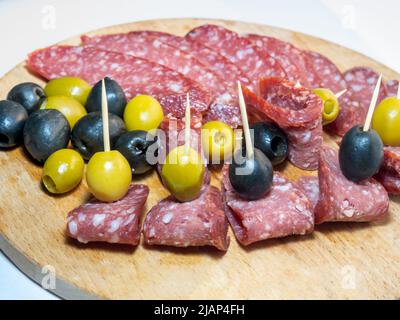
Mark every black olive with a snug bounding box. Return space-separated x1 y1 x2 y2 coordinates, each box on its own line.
0 100 28 148
229 148 273 200
7 82 46 114
23 109 70 163
248 122 288 165
115 130 158 175
339 125 384 182
85 77 127 117
71 112 126 160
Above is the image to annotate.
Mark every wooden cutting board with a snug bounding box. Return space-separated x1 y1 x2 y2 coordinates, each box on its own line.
0 18 399 300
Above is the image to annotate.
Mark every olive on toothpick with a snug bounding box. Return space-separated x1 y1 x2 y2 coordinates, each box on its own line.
339 74 384 182
229 81 273 200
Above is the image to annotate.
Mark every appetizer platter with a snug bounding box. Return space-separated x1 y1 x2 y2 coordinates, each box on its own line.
0 18 400 299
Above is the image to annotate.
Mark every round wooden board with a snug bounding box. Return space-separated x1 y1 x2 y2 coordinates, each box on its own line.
1 18 400 300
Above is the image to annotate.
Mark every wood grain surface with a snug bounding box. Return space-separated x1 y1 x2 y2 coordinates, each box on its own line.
0 18 399 300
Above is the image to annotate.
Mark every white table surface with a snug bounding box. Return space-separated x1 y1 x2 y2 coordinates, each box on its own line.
0 0 399 300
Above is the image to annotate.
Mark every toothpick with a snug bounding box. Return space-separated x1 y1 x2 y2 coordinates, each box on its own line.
335 89 347 99
363 74 383 132
397 82 400 100
237 81 253 158
101 79 111 152
184 93 191 154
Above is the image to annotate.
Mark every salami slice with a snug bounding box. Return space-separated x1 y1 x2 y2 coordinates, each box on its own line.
375 168 400 195
222 167 313 246
386 79 399 97
185 24 286 91
82 32 243 128
244 34 309 86
295 176 319 212
27 45 211 118
143 185 229 251
66 184 149 245
243 77 323 170
326 67 387 136
302 50 346 93
315 147 389 224
375 146 400 194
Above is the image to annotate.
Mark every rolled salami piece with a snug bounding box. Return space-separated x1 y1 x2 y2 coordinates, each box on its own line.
315 147 389 224
243 77 323 170
66 184 149 245
222 167 314 246
295 176 319 212
143 185 229 251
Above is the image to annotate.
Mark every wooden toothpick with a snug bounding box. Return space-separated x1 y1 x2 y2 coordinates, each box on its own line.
184 93 191 154
397 82 400 100
101 79 111 152
335 89 347 99
363 74 383 132
237 81 253 158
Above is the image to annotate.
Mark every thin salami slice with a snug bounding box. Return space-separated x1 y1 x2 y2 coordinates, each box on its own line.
222 167 314 246
302 50 346 93
243 77 323 170
375 146 400 194
143 185 229 251
386 79 399 97
66 184 149 245
244 34 310 86
375 168 400 195
315 147 389 224
27 45 211 118
326 67 387 136
185 24 286 91
82 32 243 128
295 176 319 212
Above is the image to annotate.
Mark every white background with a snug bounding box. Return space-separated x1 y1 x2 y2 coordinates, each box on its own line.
0 0 399 299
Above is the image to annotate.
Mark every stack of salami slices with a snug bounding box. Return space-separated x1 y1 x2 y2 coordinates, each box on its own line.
27 24 397 250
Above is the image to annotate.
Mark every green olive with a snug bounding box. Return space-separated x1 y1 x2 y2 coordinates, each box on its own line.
42 149 84 194
202 121 234 163
41 95 87 128
161 145 204 202
123 95 164 131
44 77 91 105
313 88 339 125
86 151 132 202
372 97 400 146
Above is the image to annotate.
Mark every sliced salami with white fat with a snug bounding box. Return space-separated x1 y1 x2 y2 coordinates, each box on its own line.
326 67 387 136
295 176 319 212
185 24 286 92
143 185 229 251
243 77 323 170
66 184 149 245
222 167 314 246
386 80 399 97
315 147 389 224
27 45 211 118
302 50 346 93
375 146 400 195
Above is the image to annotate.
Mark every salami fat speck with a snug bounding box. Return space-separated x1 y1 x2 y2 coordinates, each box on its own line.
243 77 323 170
295 176 319 212
222 167 314 246
386 80 399 97
66 184 149 245
143 185 229 251
375 146 400 195
315 147 389 224
27 45 211 118
326 67 387 136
